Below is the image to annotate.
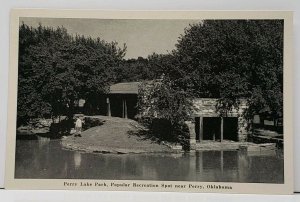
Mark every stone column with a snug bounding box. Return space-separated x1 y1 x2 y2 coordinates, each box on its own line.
122 98 124 118
199 116 203 142
122 98 128 119
220 117 224 142
106 97 111 117
185 121 196 150
123 99 128 119
238 116 248 142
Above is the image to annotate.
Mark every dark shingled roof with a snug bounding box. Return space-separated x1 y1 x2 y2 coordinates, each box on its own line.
109 82 140 94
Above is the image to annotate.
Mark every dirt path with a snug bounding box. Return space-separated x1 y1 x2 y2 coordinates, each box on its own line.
61 116 173 154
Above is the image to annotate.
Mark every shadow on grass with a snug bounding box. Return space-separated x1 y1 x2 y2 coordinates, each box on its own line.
127 129 165 144
82 117 105 131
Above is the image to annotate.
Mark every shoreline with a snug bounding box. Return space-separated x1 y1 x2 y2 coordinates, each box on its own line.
61 140 177 154
61 116 177 154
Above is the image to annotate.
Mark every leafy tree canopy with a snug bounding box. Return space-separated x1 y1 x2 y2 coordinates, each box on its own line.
18 20 284 128
18 23 126 124
169 20 283 118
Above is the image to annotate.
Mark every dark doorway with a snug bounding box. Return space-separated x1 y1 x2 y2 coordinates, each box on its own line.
203 117 221 140
110 95 123 118
195 117 200 141
109 94 137 119
223 117 238 141
126 95 138 119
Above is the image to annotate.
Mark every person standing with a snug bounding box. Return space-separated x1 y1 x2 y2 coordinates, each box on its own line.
75 117 83 136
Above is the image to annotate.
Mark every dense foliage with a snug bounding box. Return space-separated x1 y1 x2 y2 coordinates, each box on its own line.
18 23 126 125
137 78 192 148
136 20 283 148
171 20 283 119
18 20 284 145
114 54 170 83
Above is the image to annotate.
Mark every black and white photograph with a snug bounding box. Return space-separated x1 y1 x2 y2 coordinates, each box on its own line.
5 10 293 194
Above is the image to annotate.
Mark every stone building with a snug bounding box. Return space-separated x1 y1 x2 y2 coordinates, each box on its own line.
103 82 250 149
186 98 249 150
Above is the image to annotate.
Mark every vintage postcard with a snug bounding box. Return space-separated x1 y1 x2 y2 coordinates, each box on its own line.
5 9 293 194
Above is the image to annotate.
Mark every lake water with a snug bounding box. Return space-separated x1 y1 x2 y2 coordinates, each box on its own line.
15 138 284 183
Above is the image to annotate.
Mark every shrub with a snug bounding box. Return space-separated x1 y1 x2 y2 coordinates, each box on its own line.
49 118 73 136
137 78 192 150
82 117 104 130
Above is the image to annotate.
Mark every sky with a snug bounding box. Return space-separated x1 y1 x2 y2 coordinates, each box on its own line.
20 17 200 59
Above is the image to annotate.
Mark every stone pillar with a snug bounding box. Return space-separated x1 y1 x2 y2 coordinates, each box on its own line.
124 99 128 119
185 120 196 150
238 116 248 142
220 117 224 142
123 99 128 119
106 97 111 117
199 117 203 142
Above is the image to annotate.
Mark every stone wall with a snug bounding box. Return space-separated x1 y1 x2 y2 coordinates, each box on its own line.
187 98 249 149
192 98 247 117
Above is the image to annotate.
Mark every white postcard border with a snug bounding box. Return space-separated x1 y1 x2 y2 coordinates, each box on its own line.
5 9 294 194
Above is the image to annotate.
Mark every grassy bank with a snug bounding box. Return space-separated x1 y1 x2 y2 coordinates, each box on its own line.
62 116 175 154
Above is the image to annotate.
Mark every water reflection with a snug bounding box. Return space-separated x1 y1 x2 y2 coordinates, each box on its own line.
37 136 50 148
73 152 82 170
15 140 284 183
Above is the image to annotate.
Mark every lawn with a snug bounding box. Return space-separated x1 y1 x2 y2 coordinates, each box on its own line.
62 116 173 154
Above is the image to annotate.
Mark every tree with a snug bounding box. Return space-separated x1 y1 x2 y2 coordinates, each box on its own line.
17 23 126 125
137 77 192 149
171 20 283 119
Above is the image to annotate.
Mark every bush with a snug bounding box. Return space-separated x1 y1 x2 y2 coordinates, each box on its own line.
137 78 192 150
82 117 104 130
174 121 190 151
49 119 73 136
138 117 190 150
